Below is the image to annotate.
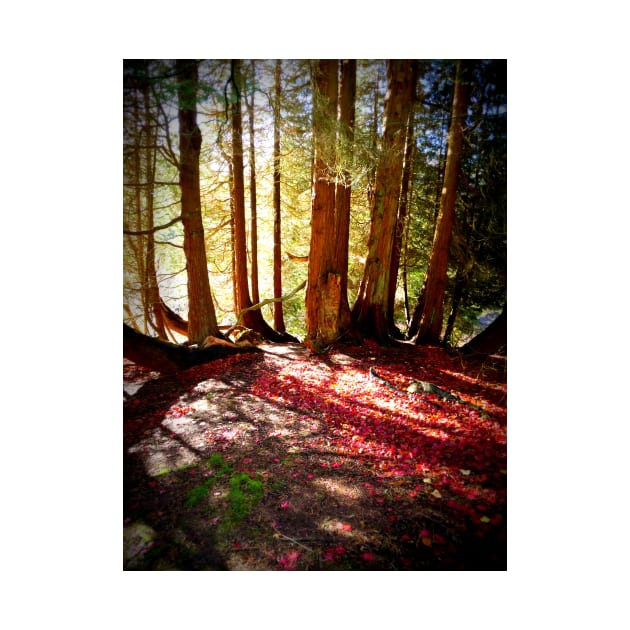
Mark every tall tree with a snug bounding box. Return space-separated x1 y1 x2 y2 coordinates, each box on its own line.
246 60 260 304
272 59 286 333
230 59 285 341
352 60 415 343
305 60 339 349
176 59 220 343
414 61 470 344
123 60 170 340
387 62 419 336
141 64 168 340
333 59 358 339
304 60 358 349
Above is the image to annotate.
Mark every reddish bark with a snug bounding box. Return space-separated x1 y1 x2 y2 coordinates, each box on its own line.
414 61 470 345
176 59 219 343
123 324 259 373
230 60 287 342
272 60 286 334
387 64 418 337
305 60 339 346
352 60 415 344
334 59 359 339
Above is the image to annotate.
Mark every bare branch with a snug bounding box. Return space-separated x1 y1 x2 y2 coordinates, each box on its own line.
123 214 181 236
226 280 306 337
286 251 309 262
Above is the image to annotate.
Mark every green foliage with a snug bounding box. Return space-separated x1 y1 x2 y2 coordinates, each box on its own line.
124 59 506 342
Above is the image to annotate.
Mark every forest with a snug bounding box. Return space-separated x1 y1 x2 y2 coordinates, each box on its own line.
123 59 507 571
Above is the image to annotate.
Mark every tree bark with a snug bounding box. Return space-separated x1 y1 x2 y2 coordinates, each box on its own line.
305 60 345 348
176 59 219 343
352 60 415 344
460 306 506 356
230 60 286 342
246 60 260 304
272 60 286 334
141 68 168 340
333 59 358 340
387 66 418 338
414 61 470 345
441 264 468 346
159 297 189 336
123 323 260 373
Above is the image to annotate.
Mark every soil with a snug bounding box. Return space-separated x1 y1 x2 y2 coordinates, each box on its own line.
123 341 507 571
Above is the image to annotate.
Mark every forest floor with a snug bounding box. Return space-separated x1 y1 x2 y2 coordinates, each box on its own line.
123 340 507 571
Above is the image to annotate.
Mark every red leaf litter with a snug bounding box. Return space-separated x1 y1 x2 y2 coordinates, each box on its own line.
124 342 506 570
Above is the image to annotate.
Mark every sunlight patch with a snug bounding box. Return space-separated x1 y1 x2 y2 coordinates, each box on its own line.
127 429 201 476
314 477 364 500
319 518 357 537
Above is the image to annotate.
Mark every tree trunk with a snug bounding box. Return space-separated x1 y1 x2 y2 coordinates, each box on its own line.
272 60 286 334
460 306 506 356
387 68 417 338
176 59 219 343
414 61 470 345
141 70 168 340
305 60 339 347
230 60 286 342
123 323 259 373
159 297 189 337
125 78 148 333
333 59 358 340
441 264 468 347
366 65 381 211
352 60 415 344
246 60 260 304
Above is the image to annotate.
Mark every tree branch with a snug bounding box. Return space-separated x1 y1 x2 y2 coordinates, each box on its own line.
124 214 181 236
226 280 306 337
286 251 309 262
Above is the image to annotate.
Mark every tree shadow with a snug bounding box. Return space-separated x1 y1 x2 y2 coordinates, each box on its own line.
123 344 506 570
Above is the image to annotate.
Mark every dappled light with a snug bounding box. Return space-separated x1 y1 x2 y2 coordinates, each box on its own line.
123 59 507 572
124 341 506 570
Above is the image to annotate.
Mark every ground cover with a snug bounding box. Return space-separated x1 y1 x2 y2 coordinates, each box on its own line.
123 341 506 570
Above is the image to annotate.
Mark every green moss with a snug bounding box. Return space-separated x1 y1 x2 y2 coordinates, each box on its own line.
185 482 212 507
227 473 264 522
204 453 233 477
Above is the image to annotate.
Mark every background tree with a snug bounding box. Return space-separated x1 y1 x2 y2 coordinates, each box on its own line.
446 59 506 348
387 61 419 337
124 60 180 341
413 60 471 345
176 59 220 343
272 60 286 333
229 60 285 341
352 60 415 343
124 59 506 355
245 60 260 304
333 59 358 339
